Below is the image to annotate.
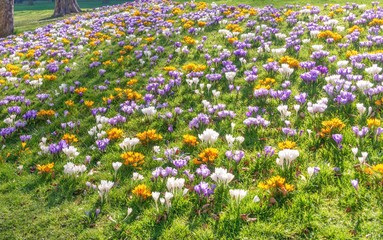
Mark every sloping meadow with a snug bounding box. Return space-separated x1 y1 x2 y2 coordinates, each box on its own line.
1 0 383 238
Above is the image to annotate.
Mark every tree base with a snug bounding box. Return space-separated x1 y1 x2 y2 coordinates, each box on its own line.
52 0 81 18
0 0 14 38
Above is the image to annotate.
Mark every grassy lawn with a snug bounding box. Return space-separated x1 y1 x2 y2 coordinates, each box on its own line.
14 0 131 33
4 0 383 239
14 0 371 33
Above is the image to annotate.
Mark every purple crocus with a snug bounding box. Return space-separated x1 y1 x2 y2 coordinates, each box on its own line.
96 138 110 152
194 181 215 197
294 92 307 104
264 146 275 157
0 127 16 139
196 164 211 178
332 134 343 148
99 69 106 76
173 157 189 168
8 106 21 115
49 140 67 154
352 126 369 138
20 135 32 142
225 150 245 163
183 170 195 182
46 63 59 73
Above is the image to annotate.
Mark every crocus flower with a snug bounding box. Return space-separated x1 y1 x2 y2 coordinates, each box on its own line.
198 128 219 145
351 179 359 190
210 167 234 185
276 149 299 167
358 152 368 164
166 177 185 194
164 192 173 208
307 167 320 177
98 180 114 203
229 189 247 204
226 150 245 163
196 164 211 178
119 137 140 151
62 146 80 159
63 162 86 176
112 162 122 178
365 64 382 75
141 106 157 118
96 138 110 152
152 192 160 212
332 134 343 148
352 126 369 138
194 181 215 197
132 172 144 181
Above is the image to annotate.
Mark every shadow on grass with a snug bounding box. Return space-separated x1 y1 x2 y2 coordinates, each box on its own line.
21 175 84 208
39 15 61 21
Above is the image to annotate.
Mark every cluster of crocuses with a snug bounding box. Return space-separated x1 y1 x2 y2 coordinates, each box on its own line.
1 0 383 226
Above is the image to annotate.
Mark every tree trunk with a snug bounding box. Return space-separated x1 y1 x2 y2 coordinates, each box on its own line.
0 0 14 38
52 0 81 17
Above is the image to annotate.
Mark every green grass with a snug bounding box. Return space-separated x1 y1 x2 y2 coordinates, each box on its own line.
3 0 383 239
14 0 131 33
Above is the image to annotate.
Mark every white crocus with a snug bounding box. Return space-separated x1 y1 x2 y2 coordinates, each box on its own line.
276 149 300 167
225 71 236 83
351 147 358 157
132 172 144 181
112 162 122 178
211 167 234 185
225 134 236 148
153 146 161 154
206 84 212 92
312 45 323 51
152 192 160 212
119 137 140 151
112 162 122 172
212 89 221 99
253 195 260 203
358 152 368 164
337 60 348 68
293 104 300 112
235 136 245 144
141 106 157 117
39 137 49 154
127 208 133 216
98 180 114 203
356 80 373 92
63 162 86 176
356 103 366 115
198 128 219 145
271 47 286 56
336 26 345 32
277 105 291 119
166 177 185 194
278 64 294 78
307 98 328 114
365 64 382 75
231 122 236 133
229 189 247 204
62 146 80 159
164 192 174 208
